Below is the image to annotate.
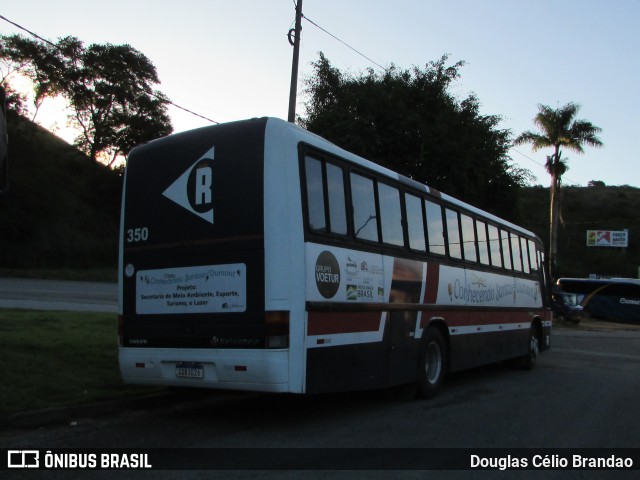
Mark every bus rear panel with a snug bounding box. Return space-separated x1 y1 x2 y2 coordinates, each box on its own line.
119 118 290 392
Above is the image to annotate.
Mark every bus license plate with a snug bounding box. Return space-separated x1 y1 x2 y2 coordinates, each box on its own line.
175 363 204 379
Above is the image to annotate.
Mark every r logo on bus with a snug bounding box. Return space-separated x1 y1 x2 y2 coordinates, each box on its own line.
194 166 212 206
163 146 215 224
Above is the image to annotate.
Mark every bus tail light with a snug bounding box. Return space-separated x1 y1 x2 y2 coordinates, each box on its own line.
265 311 289 348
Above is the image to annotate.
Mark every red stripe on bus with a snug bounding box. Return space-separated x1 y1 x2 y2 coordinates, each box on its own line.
307 311 383 335
420 309 536 328
424 262 440 304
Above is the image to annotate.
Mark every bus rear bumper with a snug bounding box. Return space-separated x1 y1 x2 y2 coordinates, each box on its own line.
118 347 290 393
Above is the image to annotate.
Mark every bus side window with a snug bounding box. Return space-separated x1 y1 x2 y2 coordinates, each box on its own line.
445 208 462 259
510 234 522 272
476 220 490 265
528 239 539 273
325 163 347 235
501 230 513 270
425 200 446 256
350 173 379 242
378 182 404 246
521 237 531 273
488 224 502 268
304 156 326 233
460 214 477 263
405 193 426 251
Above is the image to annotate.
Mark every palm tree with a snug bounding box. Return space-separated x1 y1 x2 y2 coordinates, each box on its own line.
515 103 602 281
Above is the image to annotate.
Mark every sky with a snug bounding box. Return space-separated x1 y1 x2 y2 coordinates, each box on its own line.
1 0 639 187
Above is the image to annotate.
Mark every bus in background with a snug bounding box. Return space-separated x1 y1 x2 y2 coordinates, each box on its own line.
118 117 551 399
555 278 640 324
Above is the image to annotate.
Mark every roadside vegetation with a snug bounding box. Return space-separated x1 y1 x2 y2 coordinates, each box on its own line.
0 109 121 274
518 185 640 279
0 310 157 414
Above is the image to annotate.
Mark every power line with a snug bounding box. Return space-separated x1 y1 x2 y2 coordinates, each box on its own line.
511 148 580 186
511 148 546 169
302 14 386 71
0 14 55 48
162 99 218 124
0 14 218 124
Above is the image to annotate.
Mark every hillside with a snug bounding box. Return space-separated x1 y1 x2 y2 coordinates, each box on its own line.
0 110 121 272
518 185 640 279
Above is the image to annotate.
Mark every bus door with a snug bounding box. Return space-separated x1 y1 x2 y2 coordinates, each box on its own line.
387 258 423 385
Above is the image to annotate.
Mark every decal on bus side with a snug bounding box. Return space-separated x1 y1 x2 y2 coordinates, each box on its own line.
306 244 390 303
162 146 215 224
436 265 542 308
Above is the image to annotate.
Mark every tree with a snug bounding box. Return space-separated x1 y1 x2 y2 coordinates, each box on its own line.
514 103 602 279
0 34 173 164
301 53 528 218
1 34 66 121
0 82 27 115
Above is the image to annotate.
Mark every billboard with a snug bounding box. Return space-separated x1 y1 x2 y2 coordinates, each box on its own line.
586 230 629 248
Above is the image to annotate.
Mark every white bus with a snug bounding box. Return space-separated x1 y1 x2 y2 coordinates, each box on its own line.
118 117 551 398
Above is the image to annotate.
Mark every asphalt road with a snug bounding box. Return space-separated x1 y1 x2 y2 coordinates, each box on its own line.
0 277 117 312
2 327 639 479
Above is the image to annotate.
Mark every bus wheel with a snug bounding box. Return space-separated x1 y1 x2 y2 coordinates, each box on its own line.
522 325 540 370
417 328 447 399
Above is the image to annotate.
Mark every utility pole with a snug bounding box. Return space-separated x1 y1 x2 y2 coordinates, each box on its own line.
287 0 303 123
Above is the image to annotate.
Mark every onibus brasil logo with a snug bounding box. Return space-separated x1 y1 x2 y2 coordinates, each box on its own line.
162 146 215 224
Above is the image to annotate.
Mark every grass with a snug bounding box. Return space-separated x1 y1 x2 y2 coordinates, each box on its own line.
0 309 158 414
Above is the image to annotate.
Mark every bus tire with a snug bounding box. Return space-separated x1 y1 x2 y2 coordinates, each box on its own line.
521 324 540 370
417 327 447 399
